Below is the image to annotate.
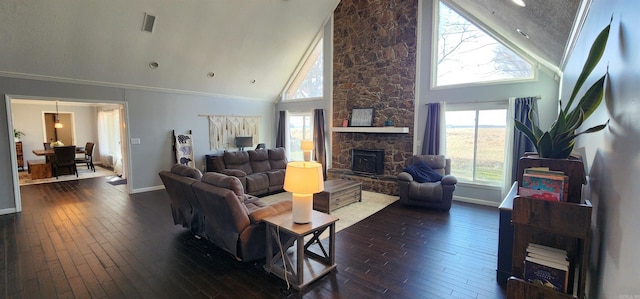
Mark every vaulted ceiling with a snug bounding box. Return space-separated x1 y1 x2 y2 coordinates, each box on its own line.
0 0 580 101
0 0 340 101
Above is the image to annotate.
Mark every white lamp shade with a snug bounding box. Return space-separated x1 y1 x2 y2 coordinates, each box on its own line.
54 122 63 128
284 161 324 223
284 161 324 194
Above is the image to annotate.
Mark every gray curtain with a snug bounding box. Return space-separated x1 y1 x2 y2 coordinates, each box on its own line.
512 97 539 181
313 109 327 180
421 103 441 155
276 111 286 148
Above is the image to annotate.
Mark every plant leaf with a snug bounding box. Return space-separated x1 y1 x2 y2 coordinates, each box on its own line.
565 20 611 110
556 140 575 159
537 132 553 158
515 120 538 146
570 74 607 121
574 120 609 137
528 109 543 140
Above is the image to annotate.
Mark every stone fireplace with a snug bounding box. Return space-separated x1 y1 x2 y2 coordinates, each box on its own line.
329 0 418 195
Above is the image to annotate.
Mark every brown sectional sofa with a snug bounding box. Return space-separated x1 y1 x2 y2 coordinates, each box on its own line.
212 147 287 196
159 164 292 261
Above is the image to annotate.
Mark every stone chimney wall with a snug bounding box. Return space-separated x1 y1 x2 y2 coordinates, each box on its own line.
331 0 418 194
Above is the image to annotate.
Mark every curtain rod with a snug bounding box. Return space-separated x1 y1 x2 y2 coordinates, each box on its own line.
425 96 541 105
198 114 260 117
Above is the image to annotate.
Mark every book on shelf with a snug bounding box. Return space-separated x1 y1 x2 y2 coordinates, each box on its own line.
518 187 561 201
520 168 569 201
527 243 568 259
524 243 570 293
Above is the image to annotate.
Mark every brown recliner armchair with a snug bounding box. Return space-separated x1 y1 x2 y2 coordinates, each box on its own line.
397 155 457 211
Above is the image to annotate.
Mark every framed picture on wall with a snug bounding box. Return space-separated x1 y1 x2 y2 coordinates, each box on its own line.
350 108 374 127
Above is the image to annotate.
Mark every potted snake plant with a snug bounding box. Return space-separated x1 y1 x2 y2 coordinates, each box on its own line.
515 18 611 159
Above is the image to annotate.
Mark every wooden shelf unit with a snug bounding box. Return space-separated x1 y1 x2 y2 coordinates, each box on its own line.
508 196 592 298
507 155 592 299
15 141 24 170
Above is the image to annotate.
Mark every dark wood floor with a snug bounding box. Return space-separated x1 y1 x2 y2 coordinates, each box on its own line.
1 176 506 299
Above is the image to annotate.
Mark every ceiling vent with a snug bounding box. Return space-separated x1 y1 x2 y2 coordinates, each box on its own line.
142 13 156 33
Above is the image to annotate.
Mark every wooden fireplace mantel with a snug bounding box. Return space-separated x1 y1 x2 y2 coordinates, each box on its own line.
331 127 409 133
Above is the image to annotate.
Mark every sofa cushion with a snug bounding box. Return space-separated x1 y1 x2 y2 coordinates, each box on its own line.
268 147 287 170
201 172 246 203
245 173 269 195
223 151 253 174
249 149 271 173
171 164 203 179
266 169 285 187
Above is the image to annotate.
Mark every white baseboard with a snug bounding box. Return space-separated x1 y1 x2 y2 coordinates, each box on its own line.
0 208 17 215
453 196 501 208
131 185 165 194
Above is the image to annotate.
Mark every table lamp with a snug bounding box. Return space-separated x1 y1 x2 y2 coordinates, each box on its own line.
284 161 324 223
300 140 314 161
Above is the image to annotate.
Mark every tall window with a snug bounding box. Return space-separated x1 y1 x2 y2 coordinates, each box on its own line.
445 105 507 185
284 39 323 100
287 112 313 161
435 1 533 87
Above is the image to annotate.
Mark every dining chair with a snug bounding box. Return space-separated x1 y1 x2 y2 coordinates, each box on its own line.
53 145 78 178
75 142 95 172
43 142 52 150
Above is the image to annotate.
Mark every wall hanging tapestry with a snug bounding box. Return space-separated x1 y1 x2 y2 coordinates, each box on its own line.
206 115 260 150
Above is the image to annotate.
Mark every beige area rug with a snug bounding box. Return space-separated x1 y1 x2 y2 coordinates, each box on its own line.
260 190 399 238
18 165 118 186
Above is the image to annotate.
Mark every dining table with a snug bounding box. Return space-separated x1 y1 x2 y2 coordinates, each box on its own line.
32 147 85 162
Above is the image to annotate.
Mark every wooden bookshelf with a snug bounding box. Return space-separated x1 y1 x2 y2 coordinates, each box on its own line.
507 155 592 299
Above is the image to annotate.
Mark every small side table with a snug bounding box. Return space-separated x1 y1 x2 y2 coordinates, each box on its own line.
263 210 339 291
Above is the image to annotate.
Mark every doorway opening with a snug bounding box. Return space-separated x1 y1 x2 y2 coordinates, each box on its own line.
7 97 130 212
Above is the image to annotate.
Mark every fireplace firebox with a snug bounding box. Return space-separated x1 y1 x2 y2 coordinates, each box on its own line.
351 149 384 175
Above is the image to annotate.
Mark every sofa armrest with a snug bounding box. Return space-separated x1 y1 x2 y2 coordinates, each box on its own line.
221 169 247 177
247 200 292 224
268 200 292 214
248 206 277 224
441 175 457 185
398 172 414 182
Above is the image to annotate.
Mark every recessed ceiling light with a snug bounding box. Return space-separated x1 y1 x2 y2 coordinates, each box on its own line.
250 79 256 84
512 0 526 7
207 72 215 78
149 61 159 69
516 28 530 39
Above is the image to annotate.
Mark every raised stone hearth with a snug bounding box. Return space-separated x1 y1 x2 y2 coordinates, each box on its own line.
327 169 399 196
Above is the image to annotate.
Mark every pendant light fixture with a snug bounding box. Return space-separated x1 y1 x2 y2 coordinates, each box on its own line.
54 101 63 129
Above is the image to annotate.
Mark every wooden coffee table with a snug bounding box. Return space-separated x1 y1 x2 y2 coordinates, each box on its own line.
313 179 362 214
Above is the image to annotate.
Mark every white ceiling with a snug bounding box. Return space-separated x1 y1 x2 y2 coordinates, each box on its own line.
0 0 579 101
0 0 340 101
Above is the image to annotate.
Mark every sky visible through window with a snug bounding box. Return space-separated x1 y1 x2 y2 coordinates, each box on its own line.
285 39 323 100
436 1 533 87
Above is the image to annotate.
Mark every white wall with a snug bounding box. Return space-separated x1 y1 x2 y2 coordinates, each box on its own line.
564 0 640 297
